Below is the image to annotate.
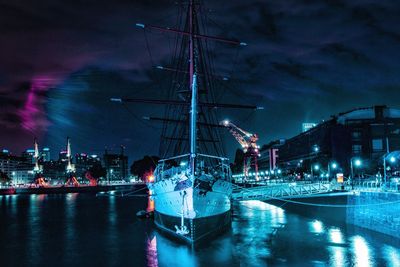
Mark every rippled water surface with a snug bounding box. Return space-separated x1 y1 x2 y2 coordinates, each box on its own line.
1 193 399 266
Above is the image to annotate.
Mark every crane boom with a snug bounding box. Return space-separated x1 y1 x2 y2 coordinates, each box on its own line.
220 120 260 181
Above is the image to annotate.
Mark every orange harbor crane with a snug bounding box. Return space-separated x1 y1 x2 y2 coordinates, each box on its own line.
221 120 260 181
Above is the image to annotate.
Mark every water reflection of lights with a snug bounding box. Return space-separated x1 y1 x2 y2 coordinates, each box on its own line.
351 235 374 266
147 189 154 212
153 232 196 267
108 195 116 225
270 205 286 225
146 236 158 267
327 228 346 267
234 201 281 264
328 246 346 267
329 228 344 244
239 200 286 226
309 220 324 234
382 245 400 267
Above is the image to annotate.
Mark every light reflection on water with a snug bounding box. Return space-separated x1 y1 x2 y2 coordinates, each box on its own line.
0 195 399 266
351 235 374 267
309 219 324 234
328 246 346 267
65 193 77 261
382 244 400 267
329 227 344 244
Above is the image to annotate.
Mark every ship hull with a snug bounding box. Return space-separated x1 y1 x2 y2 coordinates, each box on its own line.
154 209 231 244
149 176 233 244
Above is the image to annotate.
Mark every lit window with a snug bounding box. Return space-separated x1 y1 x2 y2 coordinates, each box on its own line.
352 131 362 139
352 145 362 154
372 139 383 152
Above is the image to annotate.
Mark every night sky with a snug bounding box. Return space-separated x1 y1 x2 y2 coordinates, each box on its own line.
1 0 400 162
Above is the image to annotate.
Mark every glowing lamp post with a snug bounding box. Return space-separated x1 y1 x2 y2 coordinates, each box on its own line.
350 158 362 188
327 162 338 181
311 164 320 179
384 154 397 183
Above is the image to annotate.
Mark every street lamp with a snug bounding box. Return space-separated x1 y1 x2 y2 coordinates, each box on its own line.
383 153 398 183
355 159 362 167
311 164 320 180
350 157 362 188
328 162 338 182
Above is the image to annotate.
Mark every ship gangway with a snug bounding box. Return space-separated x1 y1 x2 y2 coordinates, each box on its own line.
232 182 334 201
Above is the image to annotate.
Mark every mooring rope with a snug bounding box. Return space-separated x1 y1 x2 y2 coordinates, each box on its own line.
100 182 400 209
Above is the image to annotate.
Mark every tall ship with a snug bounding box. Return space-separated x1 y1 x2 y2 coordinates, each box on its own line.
115 1 260 243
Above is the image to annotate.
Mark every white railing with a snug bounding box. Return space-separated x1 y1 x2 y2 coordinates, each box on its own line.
232 182 332 201
154 153 231 182
352 181 400 192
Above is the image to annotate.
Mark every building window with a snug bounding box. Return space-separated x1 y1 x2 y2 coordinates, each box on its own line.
352 144 362 154
352 131 362 140
372 139 383 152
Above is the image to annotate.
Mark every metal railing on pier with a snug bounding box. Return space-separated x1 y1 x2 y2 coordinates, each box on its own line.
352 181 400 192
232 182 333 201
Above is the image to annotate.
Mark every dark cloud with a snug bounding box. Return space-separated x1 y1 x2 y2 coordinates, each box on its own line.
0 0 399 161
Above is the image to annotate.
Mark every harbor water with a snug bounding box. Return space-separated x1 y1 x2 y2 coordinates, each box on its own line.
1 193 399 266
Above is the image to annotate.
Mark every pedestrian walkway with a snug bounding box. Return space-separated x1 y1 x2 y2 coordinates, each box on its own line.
232 182 333 201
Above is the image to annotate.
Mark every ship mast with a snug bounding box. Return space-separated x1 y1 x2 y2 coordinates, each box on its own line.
113 2 256 159
189 0 197 177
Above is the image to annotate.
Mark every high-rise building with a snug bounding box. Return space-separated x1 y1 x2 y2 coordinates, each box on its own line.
103 148 128 181
0 151 34 184
59 151 68 162
21 149 35 164
74 153 102 179
41 148 51 162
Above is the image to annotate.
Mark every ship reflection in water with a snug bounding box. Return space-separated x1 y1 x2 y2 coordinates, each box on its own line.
0 194 399 266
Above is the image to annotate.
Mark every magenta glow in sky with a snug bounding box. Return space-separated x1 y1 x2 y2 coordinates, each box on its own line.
0 0 399 161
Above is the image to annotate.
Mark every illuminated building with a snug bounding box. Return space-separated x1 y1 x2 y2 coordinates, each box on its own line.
302 122 317 133
74 153 102 179
262 106 400 176
41 148 51 162
21 149 35 164
0 150 34 184
103 148 128 181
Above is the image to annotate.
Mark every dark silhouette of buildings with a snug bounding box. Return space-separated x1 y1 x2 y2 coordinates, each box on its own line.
103 147 128 181
260 106 400 177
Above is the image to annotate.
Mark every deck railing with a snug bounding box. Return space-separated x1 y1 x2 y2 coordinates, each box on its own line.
154 153 231 182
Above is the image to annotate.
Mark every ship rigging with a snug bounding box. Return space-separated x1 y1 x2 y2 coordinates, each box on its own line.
112 0 262 244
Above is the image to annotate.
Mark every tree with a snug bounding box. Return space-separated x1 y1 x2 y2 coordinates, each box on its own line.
130 156 160 181
0 171 11 185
